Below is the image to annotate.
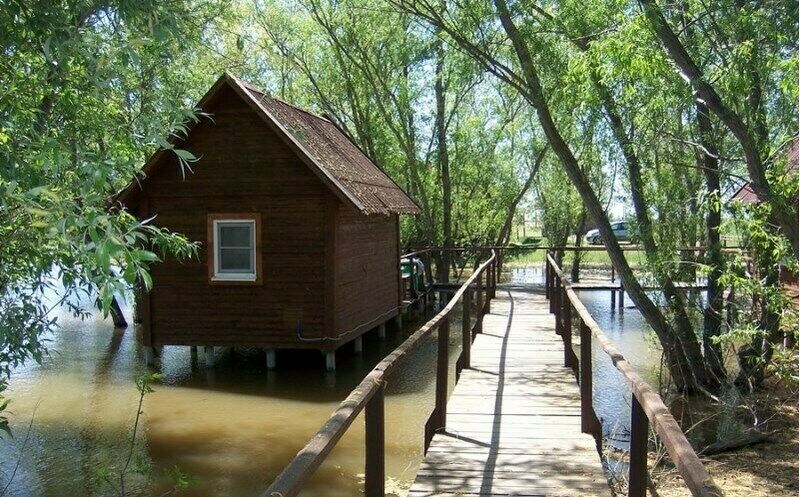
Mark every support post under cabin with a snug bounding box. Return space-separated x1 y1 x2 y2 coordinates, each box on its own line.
204 346 214 368
354 336 363 354
394 313 403 330
110 296 128 327
143 346 155 366
325 350 336 371
266 349 276 370
378 323 386 341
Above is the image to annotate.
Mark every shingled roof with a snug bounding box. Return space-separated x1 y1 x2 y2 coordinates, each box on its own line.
118 73 419 216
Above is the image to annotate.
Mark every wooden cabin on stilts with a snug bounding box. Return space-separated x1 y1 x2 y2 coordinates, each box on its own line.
115 73 419 371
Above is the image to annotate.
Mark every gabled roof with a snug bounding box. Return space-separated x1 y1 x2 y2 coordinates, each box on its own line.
117 73 419 216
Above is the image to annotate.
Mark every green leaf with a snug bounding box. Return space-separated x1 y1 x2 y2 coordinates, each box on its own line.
174 149 197 161
97 240 111 273
123 263 137 285
133 250 160 262
140 269 153 291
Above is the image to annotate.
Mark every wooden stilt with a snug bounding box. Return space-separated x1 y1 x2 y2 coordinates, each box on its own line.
190 346 198 362
354 336 363 354
324 350 336 371
204 346 214 368
378 323 386 340
110 296 128 327
266 349 276 369
143 346 155 366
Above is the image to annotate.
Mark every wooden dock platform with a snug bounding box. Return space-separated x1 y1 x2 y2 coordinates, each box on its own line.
408 286 610 496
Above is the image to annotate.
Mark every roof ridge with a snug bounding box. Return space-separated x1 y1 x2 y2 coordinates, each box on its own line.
270 95 331 123
229 75 331 123
118 73 420 216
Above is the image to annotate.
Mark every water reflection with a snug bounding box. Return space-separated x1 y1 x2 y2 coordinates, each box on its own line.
2 297 465 497
4 266 665 495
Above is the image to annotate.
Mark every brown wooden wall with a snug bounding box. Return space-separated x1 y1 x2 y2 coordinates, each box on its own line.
137 85 332 348
333 209 400 342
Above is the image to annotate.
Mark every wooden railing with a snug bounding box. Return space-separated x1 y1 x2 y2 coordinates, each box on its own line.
262 249 498 497
545 253 724 497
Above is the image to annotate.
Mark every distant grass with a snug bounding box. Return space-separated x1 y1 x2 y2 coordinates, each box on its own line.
503 247 648 268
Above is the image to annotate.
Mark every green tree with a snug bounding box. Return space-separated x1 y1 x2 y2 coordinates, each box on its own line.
0 0 235 432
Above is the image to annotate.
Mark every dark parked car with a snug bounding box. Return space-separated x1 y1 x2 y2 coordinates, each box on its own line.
585 222 629 245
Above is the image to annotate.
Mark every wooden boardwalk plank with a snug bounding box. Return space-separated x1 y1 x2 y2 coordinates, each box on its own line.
407 288 609 497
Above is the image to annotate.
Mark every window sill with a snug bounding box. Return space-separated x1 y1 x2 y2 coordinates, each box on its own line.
209 275 261 285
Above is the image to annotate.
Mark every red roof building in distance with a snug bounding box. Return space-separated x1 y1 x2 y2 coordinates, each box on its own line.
731 137 799 204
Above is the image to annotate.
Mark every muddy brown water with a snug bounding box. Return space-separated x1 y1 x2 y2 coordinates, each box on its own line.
2 267 665 496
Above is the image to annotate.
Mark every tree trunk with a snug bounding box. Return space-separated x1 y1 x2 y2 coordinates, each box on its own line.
570 210 586 282
495 147 547 247
492 0 708 391
696 102 727 380
434 35 451 283
528 3 721 390
735 270 782 389
638 0 799 259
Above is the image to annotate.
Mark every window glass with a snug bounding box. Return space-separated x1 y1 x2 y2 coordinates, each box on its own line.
219 247 252 272
219 224 252 248
214 220 256 279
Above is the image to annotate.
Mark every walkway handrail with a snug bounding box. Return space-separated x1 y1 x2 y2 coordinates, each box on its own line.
545 253 724 497
262 250 498 497
404 245 742 257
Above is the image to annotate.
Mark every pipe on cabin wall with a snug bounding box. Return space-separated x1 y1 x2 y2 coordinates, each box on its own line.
294 305 403 343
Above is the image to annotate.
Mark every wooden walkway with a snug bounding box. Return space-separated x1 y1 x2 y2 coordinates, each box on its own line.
408 286 610 496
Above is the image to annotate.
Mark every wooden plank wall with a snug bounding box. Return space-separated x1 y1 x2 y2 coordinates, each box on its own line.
139 86 331 348
333 211 399 343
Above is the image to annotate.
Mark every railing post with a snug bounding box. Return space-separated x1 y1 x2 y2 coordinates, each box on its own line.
492 251 500 298
545 259 551 300
475 271 484 335
563 297 573 370
554 276 562 334
580 321 601 450
629 394 648 497
425 316 450 452
461 289 472 370
491 259 497 298
489 261 494 299
486 263 493 313
364 384 385 497
610 264 617 309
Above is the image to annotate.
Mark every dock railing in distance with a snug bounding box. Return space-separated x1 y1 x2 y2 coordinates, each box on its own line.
262 249 498 497
545 253 724 497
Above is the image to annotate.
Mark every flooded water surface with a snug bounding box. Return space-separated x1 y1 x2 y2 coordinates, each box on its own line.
3 266 665 496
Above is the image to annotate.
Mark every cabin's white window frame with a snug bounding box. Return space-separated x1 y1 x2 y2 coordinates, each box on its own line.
208 213 262 284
